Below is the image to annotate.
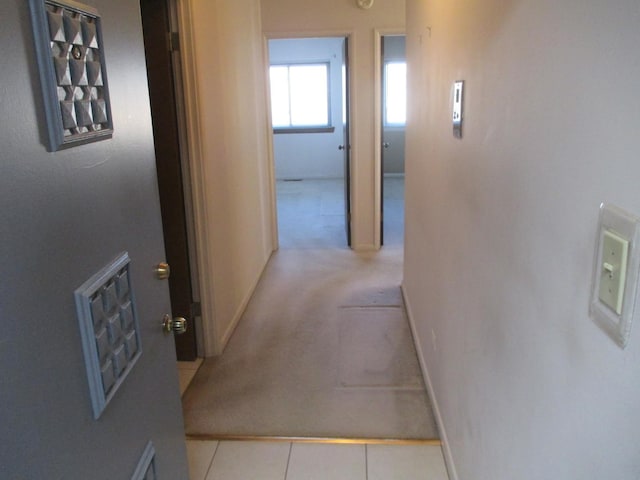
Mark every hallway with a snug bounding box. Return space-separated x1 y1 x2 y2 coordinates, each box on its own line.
182 247 436 438
182 177 449 477
182 177 433 439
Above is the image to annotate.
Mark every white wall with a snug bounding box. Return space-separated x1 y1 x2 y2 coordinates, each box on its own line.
403 0 640 479
270 38 345 180
179 0 274 355
262 0 405 249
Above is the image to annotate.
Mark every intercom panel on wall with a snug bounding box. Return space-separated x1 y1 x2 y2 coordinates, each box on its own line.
453 80 464 138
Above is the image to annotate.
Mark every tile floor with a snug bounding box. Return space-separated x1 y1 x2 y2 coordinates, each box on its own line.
186 440 450 480
179 361 448 479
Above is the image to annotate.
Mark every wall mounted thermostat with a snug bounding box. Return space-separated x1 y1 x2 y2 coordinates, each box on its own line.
590 204 640 348
452 80 464 138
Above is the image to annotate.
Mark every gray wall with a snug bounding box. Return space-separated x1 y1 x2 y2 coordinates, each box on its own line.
269 37 345 180
403 0 640 479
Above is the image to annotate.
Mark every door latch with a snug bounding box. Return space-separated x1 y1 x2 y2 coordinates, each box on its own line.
154 262 171 280
162 314 188 335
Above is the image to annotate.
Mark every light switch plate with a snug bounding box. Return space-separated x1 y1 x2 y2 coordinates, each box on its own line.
590 204 640 348
598 230 629 314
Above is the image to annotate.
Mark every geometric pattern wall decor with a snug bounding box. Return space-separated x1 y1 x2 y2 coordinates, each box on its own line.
131 442 157 480
29 0 113 151
74 252 142 420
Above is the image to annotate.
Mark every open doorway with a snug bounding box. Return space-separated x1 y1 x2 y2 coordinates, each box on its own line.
267 37 351 248
380 35 406 247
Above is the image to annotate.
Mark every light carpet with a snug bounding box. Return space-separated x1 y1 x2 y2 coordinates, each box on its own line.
181 246 438 439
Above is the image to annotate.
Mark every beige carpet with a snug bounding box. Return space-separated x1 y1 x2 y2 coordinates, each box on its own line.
181 246 438 439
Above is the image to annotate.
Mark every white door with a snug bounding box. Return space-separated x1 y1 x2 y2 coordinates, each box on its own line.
0 1 189 478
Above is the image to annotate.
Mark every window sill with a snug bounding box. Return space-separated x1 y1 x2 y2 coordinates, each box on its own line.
273 126 335 134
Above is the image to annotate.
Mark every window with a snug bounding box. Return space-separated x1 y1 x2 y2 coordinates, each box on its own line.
270 63 330 131
384 62 407 126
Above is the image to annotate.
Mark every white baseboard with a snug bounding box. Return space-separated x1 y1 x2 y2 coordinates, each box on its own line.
353 244 379 252
275 175 344 181
401 284 459 480
217 250 274 355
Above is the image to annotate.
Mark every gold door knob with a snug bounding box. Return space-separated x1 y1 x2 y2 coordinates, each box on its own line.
154 262 171 280
162 315 188 335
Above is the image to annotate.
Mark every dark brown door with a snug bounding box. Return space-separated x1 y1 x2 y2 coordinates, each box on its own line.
140 0 197 360
342 37 352 247
380 36 386 246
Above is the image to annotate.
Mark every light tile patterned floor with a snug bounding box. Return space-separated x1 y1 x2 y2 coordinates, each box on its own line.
187 440 450 480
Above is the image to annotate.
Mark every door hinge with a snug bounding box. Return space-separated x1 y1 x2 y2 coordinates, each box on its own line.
169 32 180 52
191 302 201 317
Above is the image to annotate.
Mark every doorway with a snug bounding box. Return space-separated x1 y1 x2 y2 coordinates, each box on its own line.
380 35 406 247
267 37 352 248
140 0 200 360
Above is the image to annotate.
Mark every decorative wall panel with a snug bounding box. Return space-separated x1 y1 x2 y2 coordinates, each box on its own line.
30 0 113 151
74 252 142 419
131 442 157 480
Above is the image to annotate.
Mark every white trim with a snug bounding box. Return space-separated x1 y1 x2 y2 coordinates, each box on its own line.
374 29 405 249
175 0 218 356
353 244 378 252
346 31 357 248
275 175 348 181
264 30 357 249
269 62 332 129
264 29 357 40
262 36 280 251
218 251 273 350
168 0 203 355
401 284 460 480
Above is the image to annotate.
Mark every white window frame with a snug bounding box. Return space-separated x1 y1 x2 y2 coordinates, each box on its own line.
269 62 333 134
383 61 407 127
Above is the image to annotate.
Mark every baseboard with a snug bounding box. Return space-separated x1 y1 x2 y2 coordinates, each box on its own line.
401 284 460 480
275 175 344 181
217 250 275 354
353 244 379 252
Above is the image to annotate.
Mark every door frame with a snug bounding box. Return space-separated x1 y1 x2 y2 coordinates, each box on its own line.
166 1 202 327
141 0 202 360
374 29 405 249
262 30 356 250
174 0 219 355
